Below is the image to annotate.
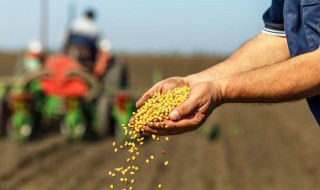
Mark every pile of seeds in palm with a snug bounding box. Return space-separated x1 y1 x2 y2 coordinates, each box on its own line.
108 86 191 189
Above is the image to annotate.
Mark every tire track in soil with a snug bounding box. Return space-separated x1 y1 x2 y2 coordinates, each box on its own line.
52 139 115 190
2 136 84 190
0 135 64 181
20 143 92 190
1 137 65 181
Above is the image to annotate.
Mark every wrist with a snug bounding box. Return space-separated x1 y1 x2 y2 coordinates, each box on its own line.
211 78 230 105
186 72 216 85
185 74 201 86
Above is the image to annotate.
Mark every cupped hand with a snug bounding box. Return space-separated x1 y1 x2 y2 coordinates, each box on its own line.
141 81 224 136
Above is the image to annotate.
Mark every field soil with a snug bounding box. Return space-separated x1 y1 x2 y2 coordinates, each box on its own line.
1 53 320 190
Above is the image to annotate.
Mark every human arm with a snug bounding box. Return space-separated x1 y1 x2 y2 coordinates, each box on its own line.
136 33 290 108
187 33 290 83
143 48 320 135
222 47 320 103
136 32 291 135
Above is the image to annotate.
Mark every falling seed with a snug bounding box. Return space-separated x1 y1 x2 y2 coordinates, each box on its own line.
108 87 191 189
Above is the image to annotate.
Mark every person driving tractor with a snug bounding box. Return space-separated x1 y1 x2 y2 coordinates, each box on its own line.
64 8 110 78
16 41 45 74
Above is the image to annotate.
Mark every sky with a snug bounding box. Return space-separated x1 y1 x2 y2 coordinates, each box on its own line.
0 0 270 55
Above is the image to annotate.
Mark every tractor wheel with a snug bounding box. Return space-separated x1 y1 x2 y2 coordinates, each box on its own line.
7 117 33 142
0 98 9 137
96 95 114 137
60 122 86 141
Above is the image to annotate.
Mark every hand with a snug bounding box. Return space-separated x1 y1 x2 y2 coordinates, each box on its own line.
138 80 224 136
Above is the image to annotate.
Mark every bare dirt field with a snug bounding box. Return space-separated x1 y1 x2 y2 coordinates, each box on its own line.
1 52 320 190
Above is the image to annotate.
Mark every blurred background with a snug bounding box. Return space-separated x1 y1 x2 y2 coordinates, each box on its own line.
1 0 320 190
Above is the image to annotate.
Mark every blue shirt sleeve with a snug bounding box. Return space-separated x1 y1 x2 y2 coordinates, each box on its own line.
262 0 285 36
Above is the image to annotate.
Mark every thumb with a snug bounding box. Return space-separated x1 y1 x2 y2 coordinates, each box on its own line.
169 96 198 120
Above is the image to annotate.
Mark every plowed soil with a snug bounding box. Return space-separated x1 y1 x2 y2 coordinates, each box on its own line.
1 53 320 190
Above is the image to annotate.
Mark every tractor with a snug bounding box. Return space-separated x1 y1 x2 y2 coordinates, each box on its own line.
0 40 133 142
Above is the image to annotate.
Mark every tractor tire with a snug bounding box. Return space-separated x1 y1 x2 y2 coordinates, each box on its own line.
0 98 8 137
60 110 87 141
96 95 114 137
7 121 33 142
60 122 86 141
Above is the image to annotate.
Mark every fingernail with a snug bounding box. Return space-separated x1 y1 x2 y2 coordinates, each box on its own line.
170 110 180 120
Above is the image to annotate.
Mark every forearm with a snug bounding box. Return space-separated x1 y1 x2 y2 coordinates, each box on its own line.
220 48 320 103
188 33 290 83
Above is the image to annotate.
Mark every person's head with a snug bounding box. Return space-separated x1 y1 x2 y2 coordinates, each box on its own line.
84 9 96 20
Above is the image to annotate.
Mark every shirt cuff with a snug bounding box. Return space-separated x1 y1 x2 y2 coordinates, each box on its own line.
262 27 286 37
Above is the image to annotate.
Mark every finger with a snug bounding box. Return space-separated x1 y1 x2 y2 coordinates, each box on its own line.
142 126 159 134
147 121 167 129
142 131 152 136
169 94 200 121
129 116 134 125
166 113 205 129
147 113 205 130
146 114 205 135
143 126 194 136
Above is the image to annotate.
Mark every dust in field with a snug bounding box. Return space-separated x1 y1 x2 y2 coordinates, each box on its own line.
1 53 320 190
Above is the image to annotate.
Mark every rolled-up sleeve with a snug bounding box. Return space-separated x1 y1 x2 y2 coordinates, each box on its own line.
262 0 286 37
